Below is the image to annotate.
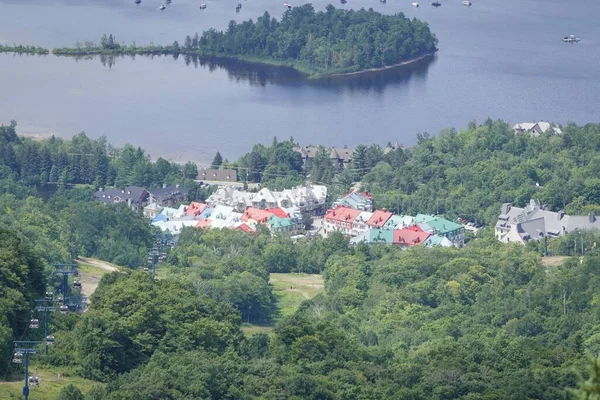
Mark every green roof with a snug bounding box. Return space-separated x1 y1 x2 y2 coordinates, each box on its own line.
414 214 462 234
269 216 293 229
367 229 394 244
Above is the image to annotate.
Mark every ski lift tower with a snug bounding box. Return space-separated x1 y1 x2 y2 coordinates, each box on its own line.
147 248 160 279
53 264 79 306
13 341 41 400
34 299 59 356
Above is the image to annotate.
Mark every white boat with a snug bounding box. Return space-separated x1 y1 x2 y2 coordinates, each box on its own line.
563 35 580 43
462 0 471 5
159 4 166 9
283 1 292 8
199 3 206 8
412 2 419 6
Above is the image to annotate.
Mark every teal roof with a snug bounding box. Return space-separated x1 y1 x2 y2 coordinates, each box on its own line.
367 229 394 244
414 214 462 234
269 216 293 229
383 215 403 229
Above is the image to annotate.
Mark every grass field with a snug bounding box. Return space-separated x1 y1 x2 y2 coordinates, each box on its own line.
241 273 324 336
0 368 101 400
541 256 569 267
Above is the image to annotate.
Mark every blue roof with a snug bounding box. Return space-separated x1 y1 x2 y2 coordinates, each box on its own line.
198 206 213 219
151 214 168 223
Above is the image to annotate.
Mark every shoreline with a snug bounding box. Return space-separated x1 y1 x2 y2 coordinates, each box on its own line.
322 52 437 78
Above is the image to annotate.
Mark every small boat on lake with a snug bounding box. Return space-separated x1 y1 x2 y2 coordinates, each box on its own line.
134 0 141 4
412 2 419 6
199 3 206 8
462 0 471 5
340 0 347 4
380 0 386 3
159 4 166 9
431 1 441 6
166 0 171 3
236 3 242 11
563 35 580 43
283 2 292 8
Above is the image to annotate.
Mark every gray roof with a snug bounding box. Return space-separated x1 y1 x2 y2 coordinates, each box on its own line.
148 185 183 200
197 168 237 182
496 199 600 242
95 186 148 205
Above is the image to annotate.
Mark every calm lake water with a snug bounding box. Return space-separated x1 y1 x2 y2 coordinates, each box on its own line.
0 0 599 163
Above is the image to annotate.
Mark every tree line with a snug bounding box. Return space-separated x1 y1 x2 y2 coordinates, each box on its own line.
52 5 438 77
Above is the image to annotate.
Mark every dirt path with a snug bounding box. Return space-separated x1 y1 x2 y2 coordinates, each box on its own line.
76 257 120 299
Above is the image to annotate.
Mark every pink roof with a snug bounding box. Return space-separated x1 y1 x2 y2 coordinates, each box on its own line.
393 228 431 246
186 202 207 218
195 219 212 229
325 206 362 224
367 210 393 228
242 208 274 224
266 207 290 219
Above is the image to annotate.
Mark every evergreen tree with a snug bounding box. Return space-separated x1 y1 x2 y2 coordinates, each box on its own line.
49 165 59 183
212 151 223 168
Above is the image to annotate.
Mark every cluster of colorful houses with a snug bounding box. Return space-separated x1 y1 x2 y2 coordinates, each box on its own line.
323 191 465 248
93 183 465 248
135 184 328 235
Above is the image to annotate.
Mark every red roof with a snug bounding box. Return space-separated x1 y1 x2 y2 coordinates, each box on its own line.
242 208 274 224
393 228 431 246
325 206 362 224
266 207 289 219
195 219 212 229
186 202 207 218
235 223 256 234
406 224 425 233
367 210 393 228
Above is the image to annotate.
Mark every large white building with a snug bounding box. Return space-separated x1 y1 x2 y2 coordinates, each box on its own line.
495 199 600 244
206 185 328 214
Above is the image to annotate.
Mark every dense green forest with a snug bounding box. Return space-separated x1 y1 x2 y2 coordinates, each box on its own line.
5 119 600 398
30 231 600 399
52 5 438 77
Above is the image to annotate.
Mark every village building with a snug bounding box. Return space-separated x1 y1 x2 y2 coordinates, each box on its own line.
94 186 149 211
512 121 562 137
197 168 238 182
333 191 374 212
147 184 186 207
495 199 600 245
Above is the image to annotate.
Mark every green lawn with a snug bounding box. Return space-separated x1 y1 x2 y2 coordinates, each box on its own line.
0 367 101 400
241 273 324 336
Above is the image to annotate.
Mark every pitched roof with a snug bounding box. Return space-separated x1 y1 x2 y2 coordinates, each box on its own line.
367 210 393 228
197 168 237 182
148 185 183 199
269 215 293 229
325 206 362 224
393 228 431 246
186 202 207 218
266 208 290 218
94 186 148 204
196 219 212 229
242 208 274 224
236 223 256 233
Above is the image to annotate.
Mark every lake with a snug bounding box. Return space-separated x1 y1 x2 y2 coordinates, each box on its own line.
0 0 599 164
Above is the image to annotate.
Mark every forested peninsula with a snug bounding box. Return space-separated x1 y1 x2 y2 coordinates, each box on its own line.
52 5 438 77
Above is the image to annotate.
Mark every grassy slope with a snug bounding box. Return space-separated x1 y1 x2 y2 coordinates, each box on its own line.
241 273 324 336
0 368 101 400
